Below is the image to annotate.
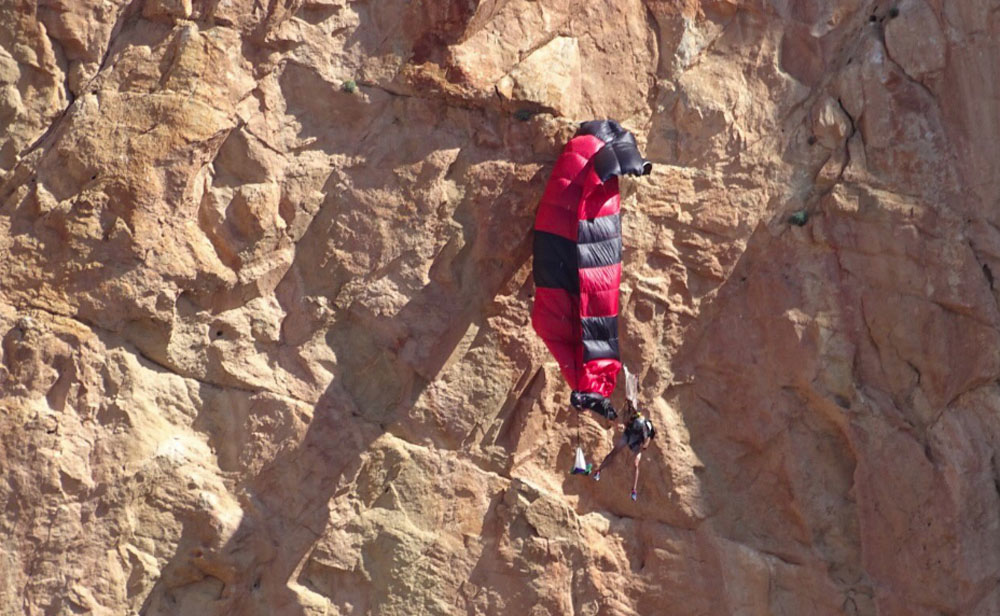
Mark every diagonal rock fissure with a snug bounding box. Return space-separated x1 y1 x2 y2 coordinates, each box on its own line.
835 97 858 179
14 0 141 166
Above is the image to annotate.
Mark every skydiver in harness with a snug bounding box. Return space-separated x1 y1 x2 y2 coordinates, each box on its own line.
591 367 655 501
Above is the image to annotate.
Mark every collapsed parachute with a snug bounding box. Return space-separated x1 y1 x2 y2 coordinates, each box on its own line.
531 119 651 418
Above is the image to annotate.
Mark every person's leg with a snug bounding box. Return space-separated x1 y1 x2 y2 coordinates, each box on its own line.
631 451 642 500
593 440 625 480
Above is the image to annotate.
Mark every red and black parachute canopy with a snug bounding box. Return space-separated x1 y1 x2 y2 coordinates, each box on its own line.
531 120 651 411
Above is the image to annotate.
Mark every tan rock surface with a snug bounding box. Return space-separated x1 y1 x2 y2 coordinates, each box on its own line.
2 1 1000 614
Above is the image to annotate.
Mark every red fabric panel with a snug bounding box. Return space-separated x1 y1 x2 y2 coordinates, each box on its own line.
531 287 576 343
581 176 620 220
543 339 583 390
563 134 606 162
532 287 584 389
532 132 622 395
579 262 621 293
533 199 577 239
534 135 606 240
579 288 619 318
578 358 621 398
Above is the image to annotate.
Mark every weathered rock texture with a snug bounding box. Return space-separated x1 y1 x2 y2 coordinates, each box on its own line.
2 0 1000 614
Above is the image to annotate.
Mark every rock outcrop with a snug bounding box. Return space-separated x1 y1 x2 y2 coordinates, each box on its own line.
3 0 1000 614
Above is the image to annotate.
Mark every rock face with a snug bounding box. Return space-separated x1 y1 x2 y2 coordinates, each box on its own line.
2 0 1000 614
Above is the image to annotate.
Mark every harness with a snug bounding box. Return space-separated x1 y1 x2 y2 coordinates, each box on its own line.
626 412 655 442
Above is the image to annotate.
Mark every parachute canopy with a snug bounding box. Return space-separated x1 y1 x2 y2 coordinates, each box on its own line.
531 120 651 405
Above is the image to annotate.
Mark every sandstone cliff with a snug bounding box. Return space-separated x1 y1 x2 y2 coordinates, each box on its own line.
3 0 1000 614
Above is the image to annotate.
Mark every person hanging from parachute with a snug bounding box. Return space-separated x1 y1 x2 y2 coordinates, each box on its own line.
530 118 652 491
591 366 656 501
